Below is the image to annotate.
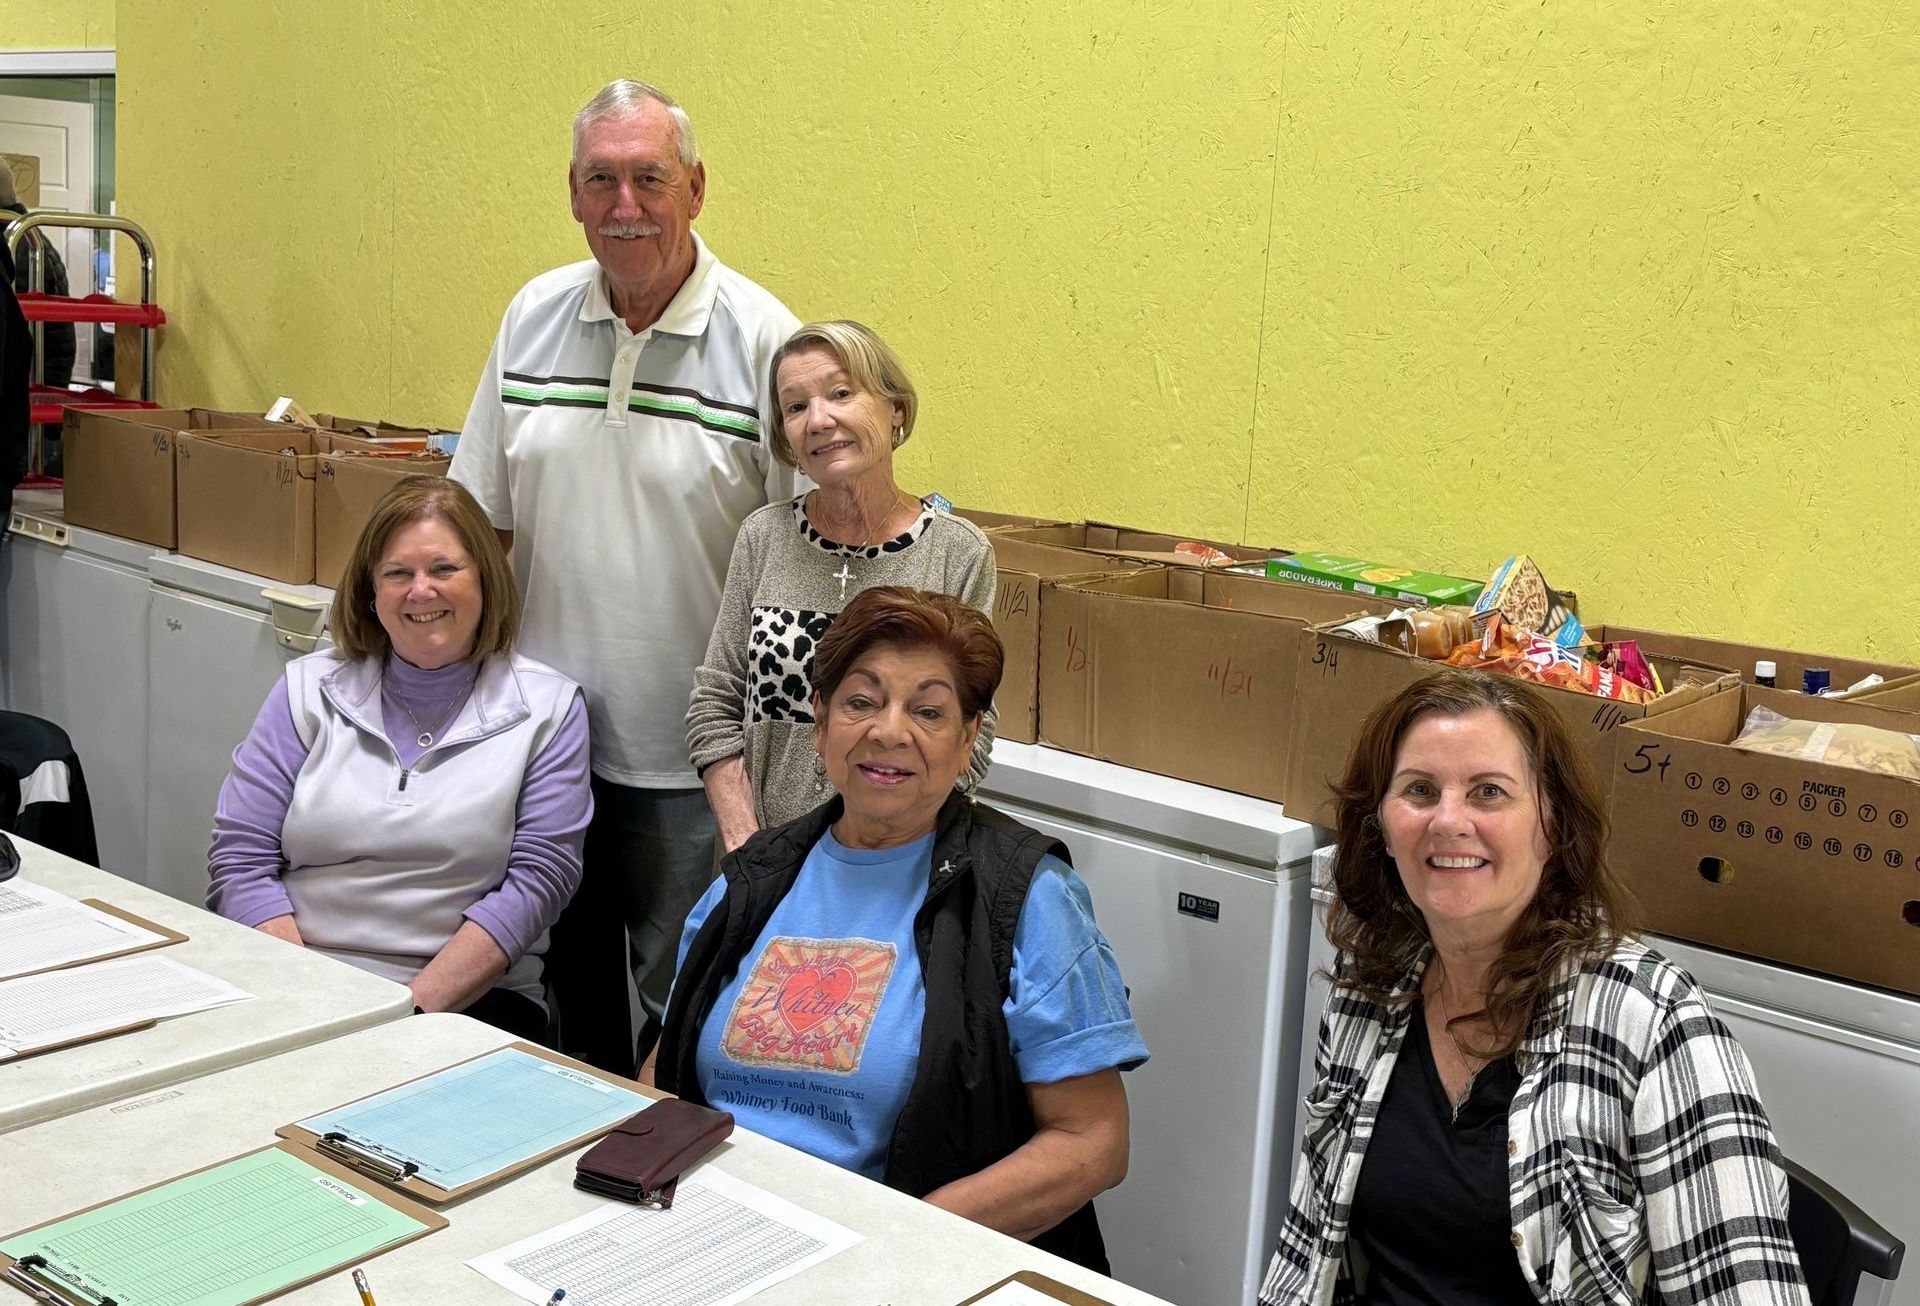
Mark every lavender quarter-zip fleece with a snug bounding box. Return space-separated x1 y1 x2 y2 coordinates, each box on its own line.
207 652 591 974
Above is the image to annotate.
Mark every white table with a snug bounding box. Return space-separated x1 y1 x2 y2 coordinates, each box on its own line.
0 836 412 1134
0 1014 1177 1305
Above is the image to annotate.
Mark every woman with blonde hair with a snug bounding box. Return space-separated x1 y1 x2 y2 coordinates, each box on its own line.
688 319 996 849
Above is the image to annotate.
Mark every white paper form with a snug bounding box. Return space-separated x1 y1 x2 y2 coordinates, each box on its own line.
0 954 252 1059
468 1167 863 1306
0 879 172 979
296 1047 652 1191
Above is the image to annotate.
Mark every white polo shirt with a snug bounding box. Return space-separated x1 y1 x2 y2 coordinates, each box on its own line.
452 235 801 787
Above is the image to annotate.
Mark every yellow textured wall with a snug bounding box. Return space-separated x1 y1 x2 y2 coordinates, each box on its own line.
117 2 1920 658
0 0 113 48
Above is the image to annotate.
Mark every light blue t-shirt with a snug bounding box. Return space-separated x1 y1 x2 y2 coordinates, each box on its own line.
675 828 1147 1181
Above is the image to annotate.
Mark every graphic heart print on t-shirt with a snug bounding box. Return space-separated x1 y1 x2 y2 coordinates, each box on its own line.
722 936 898 1074
776 962 857 1035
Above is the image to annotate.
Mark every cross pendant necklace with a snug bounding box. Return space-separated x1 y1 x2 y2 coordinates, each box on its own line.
832 560 856 600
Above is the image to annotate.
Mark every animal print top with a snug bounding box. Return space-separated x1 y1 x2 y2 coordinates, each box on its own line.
687 494 999 828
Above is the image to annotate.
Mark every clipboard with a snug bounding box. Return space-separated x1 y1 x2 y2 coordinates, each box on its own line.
957 1271 1118 1305
0 1016 158 1065
0 1141 446 1306
1 898 187 982
275 1040 662 1203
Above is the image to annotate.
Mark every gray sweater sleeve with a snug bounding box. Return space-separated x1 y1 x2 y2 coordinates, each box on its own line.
686 513 763 774
956 530 1000 792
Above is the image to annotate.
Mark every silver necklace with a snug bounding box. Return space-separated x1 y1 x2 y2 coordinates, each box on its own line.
390 683 472 749
1443 1020 1489 1118
818 491 913 600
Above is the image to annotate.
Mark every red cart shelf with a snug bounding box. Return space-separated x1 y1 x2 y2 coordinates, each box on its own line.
18 292 167 327
28 385 160 427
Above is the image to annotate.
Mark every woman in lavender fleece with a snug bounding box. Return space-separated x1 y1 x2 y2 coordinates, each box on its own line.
206 477 591 1042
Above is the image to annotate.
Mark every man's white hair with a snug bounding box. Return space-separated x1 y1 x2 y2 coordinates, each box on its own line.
572 80 698 169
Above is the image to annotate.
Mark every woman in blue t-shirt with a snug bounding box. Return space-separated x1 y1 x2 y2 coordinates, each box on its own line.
656 585 1146 1272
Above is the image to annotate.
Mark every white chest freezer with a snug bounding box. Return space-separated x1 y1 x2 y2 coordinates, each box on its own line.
144 552 331 905
981 741 1327 1306
1 501 158 881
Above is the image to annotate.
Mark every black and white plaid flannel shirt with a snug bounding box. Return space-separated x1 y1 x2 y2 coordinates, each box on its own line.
1261 937 1809 1305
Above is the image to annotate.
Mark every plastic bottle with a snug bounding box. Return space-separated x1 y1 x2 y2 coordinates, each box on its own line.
1803 667 1831 696
1754 660 1777 688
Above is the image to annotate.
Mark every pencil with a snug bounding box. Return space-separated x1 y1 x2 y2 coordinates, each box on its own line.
351 1267 379 1306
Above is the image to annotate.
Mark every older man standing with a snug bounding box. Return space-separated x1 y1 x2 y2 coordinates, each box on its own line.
451 80 800 1074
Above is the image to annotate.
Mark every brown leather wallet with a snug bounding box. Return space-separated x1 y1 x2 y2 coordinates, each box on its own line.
573 1098 735 1208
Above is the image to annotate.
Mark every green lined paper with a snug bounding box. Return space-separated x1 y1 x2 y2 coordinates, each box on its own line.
2 1148 427 1306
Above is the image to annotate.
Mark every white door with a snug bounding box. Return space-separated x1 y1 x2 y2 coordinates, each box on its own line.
0 90 98 370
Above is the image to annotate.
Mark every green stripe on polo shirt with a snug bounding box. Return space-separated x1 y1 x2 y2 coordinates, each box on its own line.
626 391 760 437
500 377 761 441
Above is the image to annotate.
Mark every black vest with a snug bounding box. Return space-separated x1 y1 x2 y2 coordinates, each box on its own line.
657 789 1109 1272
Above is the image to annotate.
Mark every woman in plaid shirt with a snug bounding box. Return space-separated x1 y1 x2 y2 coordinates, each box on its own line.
1263 671 1807 1306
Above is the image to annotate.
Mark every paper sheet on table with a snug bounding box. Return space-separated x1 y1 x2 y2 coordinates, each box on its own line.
0 880 173 979
468 1166 863 1306
0 953 252 1058
0 1148 430 1306
296 1046 652 1191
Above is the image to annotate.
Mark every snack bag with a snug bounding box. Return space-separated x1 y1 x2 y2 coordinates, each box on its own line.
1585 640 1660 695
1174 541 1237 567
1732 706 1920 781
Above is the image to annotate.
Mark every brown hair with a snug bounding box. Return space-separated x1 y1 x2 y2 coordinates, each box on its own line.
1326 669 1632 1056
328 476 520 662
810 587 1001 721
765 320 919 469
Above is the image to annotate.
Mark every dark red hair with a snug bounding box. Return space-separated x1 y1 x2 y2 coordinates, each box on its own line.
811 586 1002 720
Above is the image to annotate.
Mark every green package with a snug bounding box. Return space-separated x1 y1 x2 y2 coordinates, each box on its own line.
1265 551 1484 606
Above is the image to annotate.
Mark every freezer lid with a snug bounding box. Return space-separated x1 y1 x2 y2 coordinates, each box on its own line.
67 525 167 571
979 740 1324 870
149 552 335 615
1653 933 1920 1051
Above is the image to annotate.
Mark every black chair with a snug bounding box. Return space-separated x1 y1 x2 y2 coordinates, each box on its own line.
0 710 100 865
1784 1155 1904 1306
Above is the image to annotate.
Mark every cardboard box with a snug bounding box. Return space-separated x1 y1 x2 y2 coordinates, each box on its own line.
1844 677 1920 712
1036 568 1397 802
995 521 1289 570
953 506 1064 532
174 429 326 583
1596 628 1920 697
1611 686 1920 996
315 413 446 448
314 451 452 589
1267 550 1485 607
62 408 286 548
986 534 1153 744
1282 623 1739 828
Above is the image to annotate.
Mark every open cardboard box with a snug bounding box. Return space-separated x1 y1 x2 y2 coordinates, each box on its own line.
313 413 448 448
1036 568 1396 803
174 429 330 583
62 408 285 548
1282 623 1739 828
1602 628 1919 697
1611 685 1920 997
993 521 1289 570
986 534 1154 744
953 506 1064 532
313 451 453 588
